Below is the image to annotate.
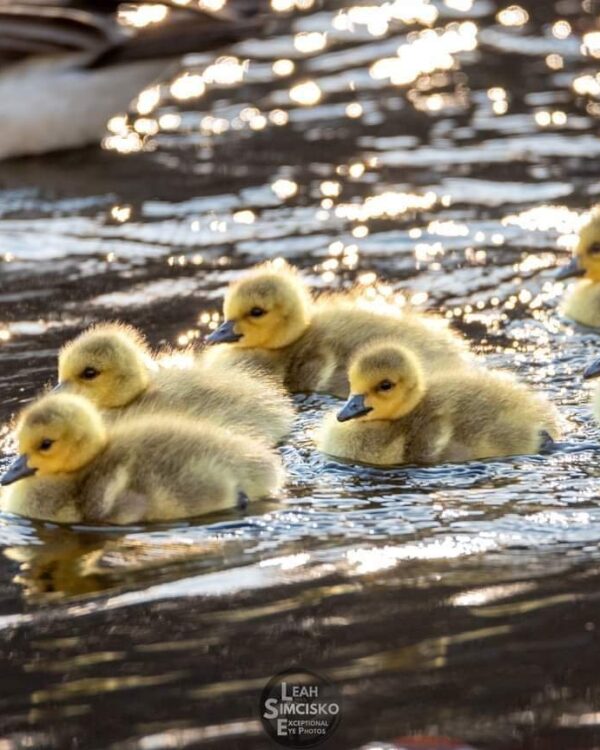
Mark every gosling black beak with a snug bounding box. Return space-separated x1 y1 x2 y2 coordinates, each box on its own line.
583 358 600 380
206 320 242 344
556 257 585 280
337 394 373 422
51 382 66 393
1 455 36 486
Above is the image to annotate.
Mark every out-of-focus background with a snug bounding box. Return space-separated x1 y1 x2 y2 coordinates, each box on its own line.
1 0 600 748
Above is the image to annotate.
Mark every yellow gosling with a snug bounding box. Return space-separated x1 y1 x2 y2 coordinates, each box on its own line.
1 393 284 524
557 206 600 328
317 341 560 466
206 260 470 397
57 323 294 444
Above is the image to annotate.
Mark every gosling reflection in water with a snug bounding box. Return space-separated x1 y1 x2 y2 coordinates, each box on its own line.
4 530 113 600
4 527 230 601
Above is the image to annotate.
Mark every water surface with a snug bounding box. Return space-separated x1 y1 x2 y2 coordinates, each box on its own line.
1 0 600 747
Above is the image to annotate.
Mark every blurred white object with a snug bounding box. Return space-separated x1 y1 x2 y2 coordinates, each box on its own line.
0 1 265 160
0 54 168 160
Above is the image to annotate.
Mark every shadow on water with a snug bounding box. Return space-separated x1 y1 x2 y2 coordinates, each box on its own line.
2 0 600 746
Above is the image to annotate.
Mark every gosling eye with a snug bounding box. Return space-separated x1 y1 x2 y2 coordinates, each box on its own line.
588 242 600 256
378 379 394 392
80 367 99 380
249 307 266 318
39 438 54 452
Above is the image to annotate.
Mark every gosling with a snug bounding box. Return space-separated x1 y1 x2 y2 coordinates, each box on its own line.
318 341 560 465
557 206 600 328
57 323 294 444
206 260 470 397
1 393 283 524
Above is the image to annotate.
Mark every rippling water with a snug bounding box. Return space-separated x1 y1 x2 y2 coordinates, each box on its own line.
1 0 600 747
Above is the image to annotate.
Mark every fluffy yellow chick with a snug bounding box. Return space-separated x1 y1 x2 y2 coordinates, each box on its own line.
557 206 600 327
206 260 470 397
57 323 294 444
317 341 560 465
1 393 283 524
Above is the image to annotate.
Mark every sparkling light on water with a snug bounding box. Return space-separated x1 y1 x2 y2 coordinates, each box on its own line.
289 80 322 105
170 74 206 101
496 5 529 26
370 22 478 86
118 3 169 27
271 179 299 200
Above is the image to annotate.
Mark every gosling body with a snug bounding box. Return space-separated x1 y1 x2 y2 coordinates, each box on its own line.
207 261 470 397
58 323 294 444
563 280 600 329
318 342 560 466
1 394 283 525
280 300 470 397
557 206 600 328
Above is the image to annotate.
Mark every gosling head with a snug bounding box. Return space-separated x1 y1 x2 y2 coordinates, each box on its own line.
1 393 107 485
57 323 152 408
206 260 312 349
556 207 600 282
338 342 426 423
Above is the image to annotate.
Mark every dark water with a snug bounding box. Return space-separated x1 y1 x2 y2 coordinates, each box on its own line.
2 1 600 747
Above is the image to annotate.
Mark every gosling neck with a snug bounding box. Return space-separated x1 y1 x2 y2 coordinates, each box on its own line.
114 358 154 409
69 423 109 473
277 311 311 348
388 381 427 420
